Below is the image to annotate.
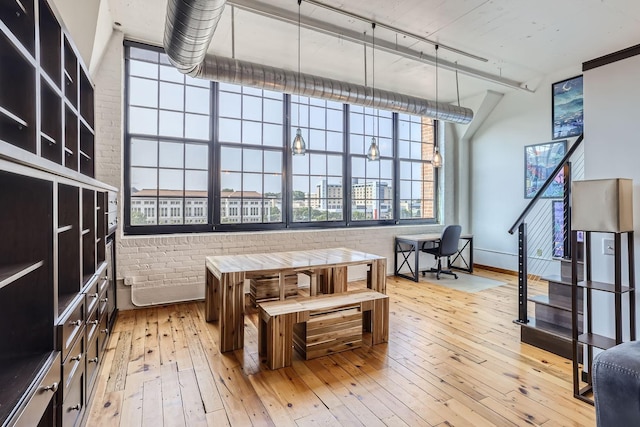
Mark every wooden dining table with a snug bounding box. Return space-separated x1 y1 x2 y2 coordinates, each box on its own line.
205 247 387 353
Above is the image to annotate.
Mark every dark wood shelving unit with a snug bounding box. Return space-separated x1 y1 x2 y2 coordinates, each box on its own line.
571 230 636 404
1 0 115 424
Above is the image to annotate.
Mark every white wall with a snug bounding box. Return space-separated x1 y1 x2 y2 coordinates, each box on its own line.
469 67 581 271
582 52 640 337
93 36 458 308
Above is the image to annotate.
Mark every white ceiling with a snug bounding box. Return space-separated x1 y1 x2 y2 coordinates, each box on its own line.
106 0 640 103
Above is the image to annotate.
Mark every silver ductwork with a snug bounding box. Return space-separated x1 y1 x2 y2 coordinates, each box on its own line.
163 0 474 124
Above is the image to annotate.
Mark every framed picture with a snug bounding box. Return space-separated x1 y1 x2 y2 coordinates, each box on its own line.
552 75 583 139
524 140 567 199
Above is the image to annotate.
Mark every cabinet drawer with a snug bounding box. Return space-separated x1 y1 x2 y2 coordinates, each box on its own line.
62 334 84 402
10 352 61 427
58 297 85 361
98 310 109 353
60 361 84 427
98 284 109 317
84 278 100 316
86 302 99 344
86 331 100 395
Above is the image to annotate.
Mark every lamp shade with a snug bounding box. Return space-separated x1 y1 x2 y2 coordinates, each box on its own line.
571 178 633 232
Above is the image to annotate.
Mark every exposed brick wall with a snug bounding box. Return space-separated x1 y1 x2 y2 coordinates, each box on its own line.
93 36 446 306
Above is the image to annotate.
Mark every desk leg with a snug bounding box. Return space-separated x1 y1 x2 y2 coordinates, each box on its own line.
309 271 318 297
205 268 220 322
332 266 348 293
279 272 285 300
219 271 246 353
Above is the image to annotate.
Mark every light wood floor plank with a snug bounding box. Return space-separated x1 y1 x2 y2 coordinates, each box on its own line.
87 269 595 426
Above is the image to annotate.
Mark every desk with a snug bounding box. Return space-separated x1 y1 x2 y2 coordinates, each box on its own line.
394 233 473 282
205 247 387 353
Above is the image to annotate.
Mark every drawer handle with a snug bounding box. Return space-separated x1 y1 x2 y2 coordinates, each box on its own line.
70 354 82 362
69 404 81 411
43 382 58 393
88 357 99 364
100 297 108 303
101 328 109 334
90 292 99 299
87 320 99 325
70 319 83 327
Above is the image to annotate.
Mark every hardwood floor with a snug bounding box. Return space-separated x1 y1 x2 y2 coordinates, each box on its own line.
86 270 595 426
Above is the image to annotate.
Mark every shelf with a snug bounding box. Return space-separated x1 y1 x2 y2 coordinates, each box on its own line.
41 132 56 145
64 69 74 84
0 352 53 425
79 150 91 161
0 105 28 128
82 228 90 236
57 224 73 233
577 333 617 351
64 147 74 156
0 261 44 290
577 280 630 294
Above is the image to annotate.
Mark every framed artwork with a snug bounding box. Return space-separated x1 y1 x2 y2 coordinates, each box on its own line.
552 75 583 139
524 140 567 199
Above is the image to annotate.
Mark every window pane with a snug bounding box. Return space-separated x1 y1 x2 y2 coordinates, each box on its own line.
186 75 210 88
185 170 208 191
220 172 241 192
185 144 208 170
221 146 241 171
159 141 184 168
159 111 183 138
243 172 262 193
309 129 325 151
219 91 241 118
242 121 261 145
263 123 282 147
326 131 342 152
185 114 209 140
159 82 184 111
130 47 158 62
131 167 157 194
327 108 342 131
219 118 241 143
263 150 282 174
130 77 157 108
159 169 183 191
398 140 410 158
327 155 342 176
186 86 210 114
159 64 184 83
292 152 309 175
243 149 262 173
242 95 262 121
263 99 283 124
352 157 365 178
130 60 157 79
129 107 158 135
131 138 158 167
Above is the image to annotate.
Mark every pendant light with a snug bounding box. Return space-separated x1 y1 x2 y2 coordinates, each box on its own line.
432 44 443 168
292 0 306 156
366 22 380 161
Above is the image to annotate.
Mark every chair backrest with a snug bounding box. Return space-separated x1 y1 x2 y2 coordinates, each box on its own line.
438 225 462 257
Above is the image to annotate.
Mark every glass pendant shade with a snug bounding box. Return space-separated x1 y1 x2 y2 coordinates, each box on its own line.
292 127 306 155
432 146 442 168
366 136 380 161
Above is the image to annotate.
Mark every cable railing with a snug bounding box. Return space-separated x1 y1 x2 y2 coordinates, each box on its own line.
509 134 584 324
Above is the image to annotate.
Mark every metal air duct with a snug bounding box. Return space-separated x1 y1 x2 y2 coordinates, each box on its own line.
163 0 474 124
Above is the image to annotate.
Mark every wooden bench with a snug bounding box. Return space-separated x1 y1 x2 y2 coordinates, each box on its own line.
258 289 389 370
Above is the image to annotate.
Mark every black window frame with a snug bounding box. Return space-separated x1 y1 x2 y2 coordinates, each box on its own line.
123 41 439 235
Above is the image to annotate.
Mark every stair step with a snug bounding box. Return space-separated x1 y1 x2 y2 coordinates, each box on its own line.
519 317 573 359
541 274 572 286
519 316 572 339
528 295 582 313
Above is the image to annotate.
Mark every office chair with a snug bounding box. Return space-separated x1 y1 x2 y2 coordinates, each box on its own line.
421 225 462 280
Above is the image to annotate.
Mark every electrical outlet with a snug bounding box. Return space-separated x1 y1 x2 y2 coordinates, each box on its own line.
603 238 614 255
536 248 542 256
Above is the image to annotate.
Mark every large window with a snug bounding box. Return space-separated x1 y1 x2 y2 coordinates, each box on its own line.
124 42 438 234
218 83 284 224
126 45 211 229
291 95 344 222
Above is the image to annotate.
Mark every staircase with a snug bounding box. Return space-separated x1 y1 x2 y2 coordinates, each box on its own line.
509 134 584 358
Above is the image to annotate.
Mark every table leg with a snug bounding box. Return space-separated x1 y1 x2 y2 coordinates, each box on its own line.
332 266 348 293
279 271 285 300
219 271 246 353
367 259 387 294
205 268 220 322
309 271 318 296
